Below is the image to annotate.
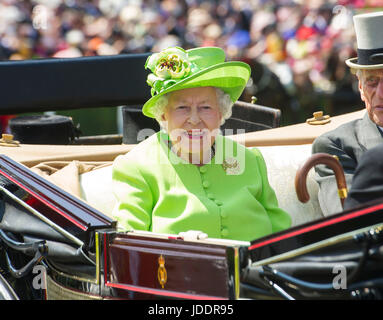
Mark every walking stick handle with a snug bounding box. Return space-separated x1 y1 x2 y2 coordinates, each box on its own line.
295 153 348 208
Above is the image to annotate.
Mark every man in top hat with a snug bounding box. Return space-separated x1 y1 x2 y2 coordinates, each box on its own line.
312 11 383 216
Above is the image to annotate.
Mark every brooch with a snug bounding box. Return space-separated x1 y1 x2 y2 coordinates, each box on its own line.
222 157 241 175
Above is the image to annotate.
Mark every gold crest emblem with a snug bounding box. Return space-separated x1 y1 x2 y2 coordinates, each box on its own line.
157 255 167 289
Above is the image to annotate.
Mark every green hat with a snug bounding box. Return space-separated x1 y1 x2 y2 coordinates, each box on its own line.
142 46 251 118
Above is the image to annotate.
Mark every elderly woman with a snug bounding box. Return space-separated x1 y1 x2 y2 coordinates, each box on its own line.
112 46 291 241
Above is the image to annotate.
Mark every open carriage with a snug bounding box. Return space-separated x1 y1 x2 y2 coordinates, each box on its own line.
0 54 382 300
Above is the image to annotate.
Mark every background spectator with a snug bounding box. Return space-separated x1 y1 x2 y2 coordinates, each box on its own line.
0 0 381 128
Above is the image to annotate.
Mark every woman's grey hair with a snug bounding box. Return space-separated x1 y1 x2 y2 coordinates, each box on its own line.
152 88 234 127
355 68 364 83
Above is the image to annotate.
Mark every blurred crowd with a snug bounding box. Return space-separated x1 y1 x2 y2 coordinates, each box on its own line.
1 0 381 125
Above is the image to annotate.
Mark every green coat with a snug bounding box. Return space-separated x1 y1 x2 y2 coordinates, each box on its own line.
112 131 291 241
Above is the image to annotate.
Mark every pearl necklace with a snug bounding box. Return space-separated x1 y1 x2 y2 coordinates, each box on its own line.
164 138 215 165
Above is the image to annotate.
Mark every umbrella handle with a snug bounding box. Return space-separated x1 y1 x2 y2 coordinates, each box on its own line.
295 153 348 208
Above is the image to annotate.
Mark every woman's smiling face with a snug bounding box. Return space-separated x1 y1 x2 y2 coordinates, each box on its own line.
162 87 222 161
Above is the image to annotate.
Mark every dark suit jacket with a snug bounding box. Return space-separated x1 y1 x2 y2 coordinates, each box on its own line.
312 112 383 216
344 143 383 210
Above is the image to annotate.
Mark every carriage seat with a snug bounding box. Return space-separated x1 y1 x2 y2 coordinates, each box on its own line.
79 144 324 227
256 144 324 226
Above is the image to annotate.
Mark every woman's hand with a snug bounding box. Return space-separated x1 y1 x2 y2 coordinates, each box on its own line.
178 230 208 241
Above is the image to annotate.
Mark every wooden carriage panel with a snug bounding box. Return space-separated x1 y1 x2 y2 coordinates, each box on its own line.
102 232 238 299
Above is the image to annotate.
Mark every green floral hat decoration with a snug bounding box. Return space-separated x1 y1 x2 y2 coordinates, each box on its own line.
142 46 251 118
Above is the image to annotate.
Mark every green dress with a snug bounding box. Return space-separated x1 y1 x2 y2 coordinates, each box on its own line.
112 131 291 241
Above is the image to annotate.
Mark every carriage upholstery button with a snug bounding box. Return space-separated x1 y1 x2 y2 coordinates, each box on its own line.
202 181 210 188
221 228 229 236
199 166 207 173
215 200 223 206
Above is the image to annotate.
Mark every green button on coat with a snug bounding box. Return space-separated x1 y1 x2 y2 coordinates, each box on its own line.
199 166 207 173
202 180 210 188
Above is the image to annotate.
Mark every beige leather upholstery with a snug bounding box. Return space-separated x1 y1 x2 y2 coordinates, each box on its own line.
256 145 324 226
79 164 115 215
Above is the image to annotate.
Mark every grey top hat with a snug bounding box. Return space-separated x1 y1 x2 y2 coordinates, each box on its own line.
346 11 383 70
